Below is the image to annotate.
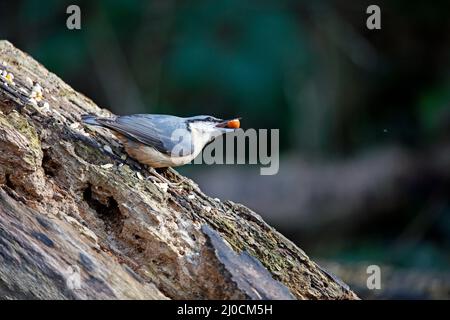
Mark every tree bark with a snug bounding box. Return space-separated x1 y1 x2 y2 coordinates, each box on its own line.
0 40 358 300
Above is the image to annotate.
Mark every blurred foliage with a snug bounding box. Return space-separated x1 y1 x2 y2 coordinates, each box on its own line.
164 0 310 139
2 0 449 153
327 240 450 271
1 0 450 293
418 83 450 138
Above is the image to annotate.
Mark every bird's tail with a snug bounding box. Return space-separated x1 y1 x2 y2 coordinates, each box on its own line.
81 114 102 126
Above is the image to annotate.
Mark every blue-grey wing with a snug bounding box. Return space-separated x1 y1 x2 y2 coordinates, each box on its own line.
97 114 193 156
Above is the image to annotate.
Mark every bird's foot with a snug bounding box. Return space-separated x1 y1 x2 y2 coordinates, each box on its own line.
147 167 185 189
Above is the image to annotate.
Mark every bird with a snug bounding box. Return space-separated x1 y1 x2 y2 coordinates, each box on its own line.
81 113 240 184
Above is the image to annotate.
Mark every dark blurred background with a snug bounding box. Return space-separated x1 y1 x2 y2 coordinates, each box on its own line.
1 0 449 299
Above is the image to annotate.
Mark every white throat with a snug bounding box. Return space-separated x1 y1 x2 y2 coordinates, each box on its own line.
189 122 222 155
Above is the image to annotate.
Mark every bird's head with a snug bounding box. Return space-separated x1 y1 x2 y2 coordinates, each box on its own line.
187 115 241 142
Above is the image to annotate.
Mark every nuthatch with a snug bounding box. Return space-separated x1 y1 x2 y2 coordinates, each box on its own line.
81 114 240 168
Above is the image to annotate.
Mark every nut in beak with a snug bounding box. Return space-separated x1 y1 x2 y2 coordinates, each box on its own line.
216 118 241 129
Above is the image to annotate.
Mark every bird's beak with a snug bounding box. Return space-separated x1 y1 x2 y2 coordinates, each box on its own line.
215 118 241 129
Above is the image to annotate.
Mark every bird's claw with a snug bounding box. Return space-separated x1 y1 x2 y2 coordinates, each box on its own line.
146 168 185 189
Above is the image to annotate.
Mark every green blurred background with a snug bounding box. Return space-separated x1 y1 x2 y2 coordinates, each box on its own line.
1 0 449 299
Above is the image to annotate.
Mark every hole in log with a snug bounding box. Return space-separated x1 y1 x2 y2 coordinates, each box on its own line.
42 149 61 178
5 173 15 190
132 234 146 253
0 100 16 114
83 184 123 234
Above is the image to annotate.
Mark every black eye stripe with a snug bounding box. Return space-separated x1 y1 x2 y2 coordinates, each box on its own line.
187 116 222 123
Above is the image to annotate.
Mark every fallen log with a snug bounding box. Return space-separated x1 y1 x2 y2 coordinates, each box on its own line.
0 40 357 300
